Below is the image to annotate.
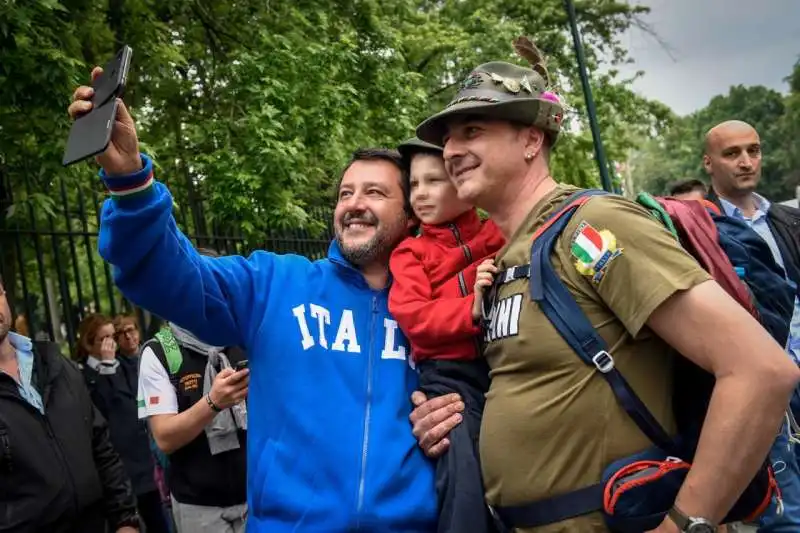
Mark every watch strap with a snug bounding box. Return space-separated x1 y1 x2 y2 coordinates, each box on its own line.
669 506 691 532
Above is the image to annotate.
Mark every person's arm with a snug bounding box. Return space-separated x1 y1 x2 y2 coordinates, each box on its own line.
138 347 248 454
648 281 799 531
150 369 249 454
69 70 276 348
84 339 122 417
388 242 480 351
560 196 800 531
98 158 274 348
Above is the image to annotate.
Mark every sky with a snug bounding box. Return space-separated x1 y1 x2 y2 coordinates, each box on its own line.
613 0 800 116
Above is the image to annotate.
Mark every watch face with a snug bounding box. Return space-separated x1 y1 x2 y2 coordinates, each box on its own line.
686 522 716 533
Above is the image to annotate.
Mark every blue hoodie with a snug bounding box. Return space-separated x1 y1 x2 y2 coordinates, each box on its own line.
98 156 437 532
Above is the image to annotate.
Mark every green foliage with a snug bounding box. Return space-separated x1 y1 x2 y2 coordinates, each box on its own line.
775 60 800 194
2 0 669 236
0 0 674 327
629 71 800 201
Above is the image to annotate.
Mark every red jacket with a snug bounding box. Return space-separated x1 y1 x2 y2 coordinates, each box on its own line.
388 209 505 362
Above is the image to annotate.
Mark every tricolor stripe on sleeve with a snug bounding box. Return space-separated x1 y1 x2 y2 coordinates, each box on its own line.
100 155 155 201
107 173 154 199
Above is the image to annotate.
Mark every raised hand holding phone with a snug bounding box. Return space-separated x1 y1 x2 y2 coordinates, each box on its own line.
90 46 132 108
66 65 142 174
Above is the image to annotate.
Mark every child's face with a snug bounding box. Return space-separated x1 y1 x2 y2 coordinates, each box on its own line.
409 153 472 225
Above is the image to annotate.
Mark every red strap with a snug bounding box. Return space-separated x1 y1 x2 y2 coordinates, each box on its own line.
531 196 594 243
700 199 721 215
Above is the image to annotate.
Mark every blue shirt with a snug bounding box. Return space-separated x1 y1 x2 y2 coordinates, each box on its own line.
721 195 800 362
3 332 45 413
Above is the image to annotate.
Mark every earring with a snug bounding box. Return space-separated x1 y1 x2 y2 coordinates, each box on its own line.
525 152 534 161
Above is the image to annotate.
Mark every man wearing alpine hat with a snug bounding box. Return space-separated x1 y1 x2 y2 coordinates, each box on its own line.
412 38 800 533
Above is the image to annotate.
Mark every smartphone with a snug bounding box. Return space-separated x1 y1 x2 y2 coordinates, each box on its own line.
234 360 249 371
62 98 119 166
91 45 133 107
62 45 132 167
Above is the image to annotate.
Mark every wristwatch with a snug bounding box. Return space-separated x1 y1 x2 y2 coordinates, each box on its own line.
668 506 717 533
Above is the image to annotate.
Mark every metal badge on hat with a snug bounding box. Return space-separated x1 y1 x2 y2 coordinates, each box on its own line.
520 76 533 94
460 72 483 90
503 78 521 94
486 70 521 95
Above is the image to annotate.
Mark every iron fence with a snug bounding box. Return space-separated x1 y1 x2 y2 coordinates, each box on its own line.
0 174 333 354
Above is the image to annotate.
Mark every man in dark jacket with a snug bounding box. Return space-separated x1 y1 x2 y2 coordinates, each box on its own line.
704 120 800 291
0 278 140 533
704 119 800 532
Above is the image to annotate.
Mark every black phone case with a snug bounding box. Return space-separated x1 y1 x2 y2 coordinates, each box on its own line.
62 45 131 167
62 98 118 166
92 45 132 107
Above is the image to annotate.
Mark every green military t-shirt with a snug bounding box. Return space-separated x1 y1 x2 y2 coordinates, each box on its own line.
480 184 712 533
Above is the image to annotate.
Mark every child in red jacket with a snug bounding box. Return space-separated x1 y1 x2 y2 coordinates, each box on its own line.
390 137 504 533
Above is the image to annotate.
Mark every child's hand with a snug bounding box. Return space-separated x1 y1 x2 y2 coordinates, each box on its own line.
472 259 499 321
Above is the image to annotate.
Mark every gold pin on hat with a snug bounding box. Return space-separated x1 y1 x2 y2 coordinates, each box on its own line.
489 72 504 84
503 78 520 94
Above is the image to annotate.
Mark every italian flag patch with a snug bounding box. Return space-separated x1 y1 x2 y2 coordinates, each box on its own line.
571 221 623 283
571 223 604 264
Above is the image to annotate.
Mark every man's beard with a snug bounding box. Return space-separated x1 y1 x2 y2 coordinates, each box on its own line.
0 322 9 345
335 210 407 267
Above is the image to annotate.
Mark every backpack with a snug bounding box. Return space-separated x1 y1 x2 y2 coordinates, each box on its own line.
636 191 795 347
489 189 793 533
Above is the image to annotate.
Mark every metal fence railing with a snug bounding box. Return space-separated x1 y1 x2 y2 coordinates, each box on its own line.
0 175 333 352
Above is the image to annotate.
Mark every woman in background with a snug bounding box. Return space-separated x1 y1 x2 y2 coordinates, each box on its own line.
77 313 171 533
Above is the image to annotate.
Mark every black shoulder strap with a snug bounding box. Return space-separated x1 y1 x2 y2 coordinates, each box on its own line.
144 339 180 391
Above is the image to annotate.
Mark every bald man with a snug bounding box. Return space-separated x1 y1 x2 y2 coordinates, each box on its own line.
704 120 800 533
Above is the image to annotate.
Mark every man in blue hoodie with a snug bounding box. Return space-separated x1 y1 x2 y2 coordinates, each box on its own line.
69 67 439 532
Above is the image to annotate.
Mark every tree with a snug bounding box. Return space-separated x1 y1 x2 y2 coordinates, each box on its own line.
0 0 672 341
3 0 672 239
629 79 799 201
775 59 800 199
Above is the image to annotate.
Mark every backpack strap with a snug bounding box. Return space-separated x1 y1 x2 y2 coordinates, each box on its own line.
145 329 182 391
493 189 673 447
636 192 678 238
154 326 183 376
493 190 601 289
491 189 676 530
529 189 674 450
